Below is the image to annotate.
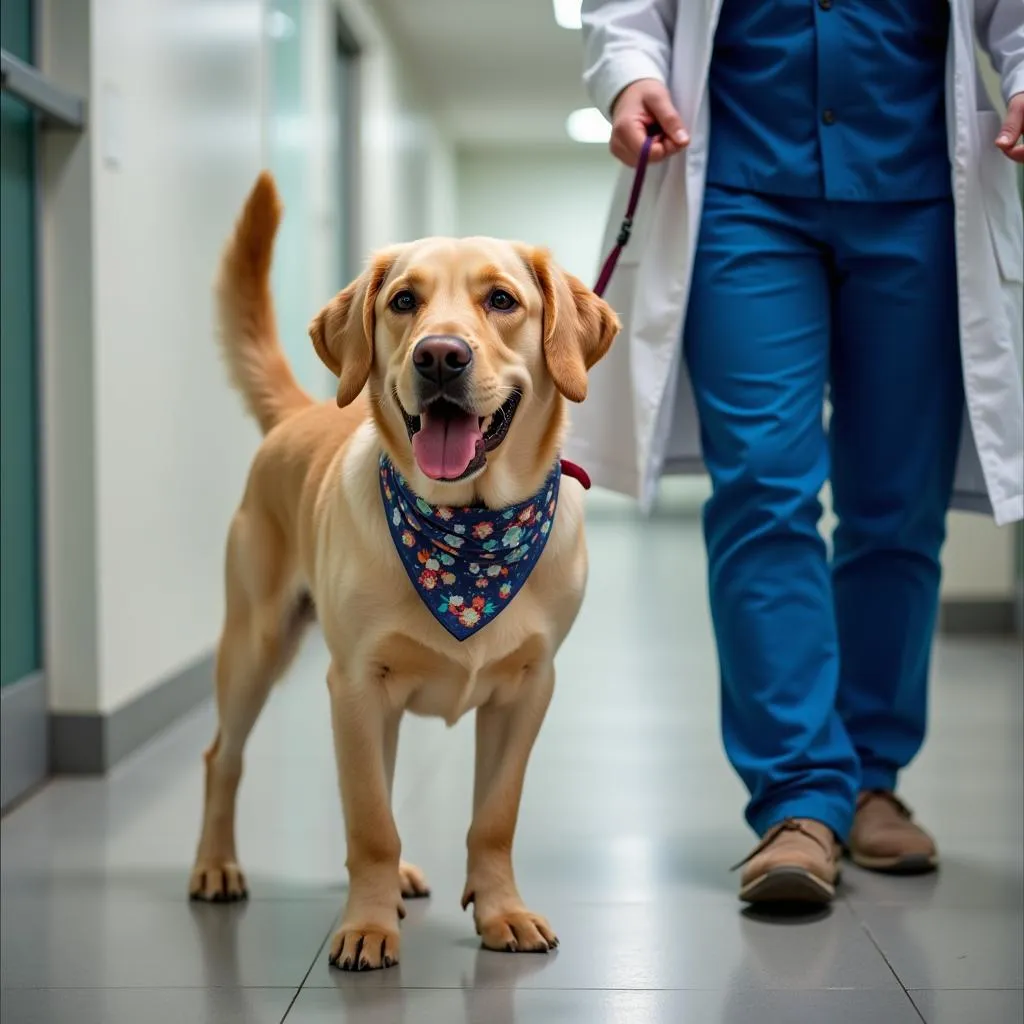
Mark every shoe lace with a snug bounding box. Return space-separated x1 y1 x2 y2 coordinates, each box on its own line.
729 818 835 872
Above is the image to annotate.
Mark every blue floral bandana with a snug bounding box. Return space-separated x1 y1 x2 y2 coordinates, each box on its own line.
379 455 561 641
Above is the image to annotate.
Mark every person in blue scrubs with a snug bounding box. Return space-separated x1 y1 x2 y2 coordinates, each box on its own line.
608 2 1024 905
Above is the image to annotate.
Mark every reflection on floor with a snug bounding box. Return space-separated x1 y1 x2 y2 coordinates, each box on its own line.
2 486 1022 1023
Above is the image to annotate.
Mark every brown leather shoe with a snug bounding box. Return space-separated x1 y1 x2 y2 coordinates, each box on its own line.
734 818 841 904
848 790 938 874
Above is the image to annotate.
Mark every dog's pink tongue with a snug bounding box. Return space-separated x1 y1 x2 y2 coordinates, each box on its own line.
412 409 483 480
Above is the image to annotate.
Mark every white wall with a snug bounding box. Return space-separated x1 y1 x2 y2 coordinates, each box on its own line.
340 0 457 249
38 0 102 717
457 144 617 281
267 0 458 390
88 0 272 715
942 514 1017 600
38 0 455 716
266 0 341 397
39 0 267 716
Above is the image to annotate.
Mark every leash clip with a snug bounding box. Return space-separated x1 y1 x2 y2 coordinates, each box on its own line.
593 135 652 298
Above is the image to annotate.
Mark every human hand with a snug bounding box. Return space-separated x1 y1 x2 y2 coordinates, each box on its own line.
995 92 1024 164
609 79 689 167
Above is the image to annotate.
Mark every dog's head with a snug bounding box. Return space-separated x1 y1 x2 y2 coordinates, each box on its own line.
309 238 619 503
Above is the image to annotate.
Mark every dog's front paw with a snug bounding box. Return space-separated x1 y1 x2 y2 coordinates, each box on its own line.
476 908 558 953
328 921 401 971
189 861 248 902
398 859 431 899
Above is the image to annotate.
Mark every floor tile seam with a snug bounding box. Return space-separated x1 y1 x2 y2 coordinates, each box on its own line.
905 987 1024 993
851 908 928 1024
4 984 992 996
280 916 337 1023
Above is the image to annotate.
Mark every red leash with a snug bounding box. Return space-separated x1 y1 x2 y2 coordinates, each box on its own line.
593 133 655 298
560 133 655 490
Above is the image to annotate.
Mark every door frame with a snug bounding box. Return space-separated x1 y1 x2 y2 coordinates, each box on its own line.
335 7 360 290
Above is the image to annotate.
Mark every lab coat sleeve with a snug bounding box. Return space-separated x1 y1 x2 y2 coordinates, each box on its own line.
581 0 679 117
975 0 1024 104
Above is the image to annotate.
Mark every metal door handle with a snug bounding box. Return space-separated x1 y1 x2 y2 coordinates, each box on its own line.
1 49 85 130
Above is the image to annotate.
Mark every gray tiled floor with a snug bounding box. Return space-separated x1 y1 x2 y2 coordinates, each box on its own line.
2 485 1022 1023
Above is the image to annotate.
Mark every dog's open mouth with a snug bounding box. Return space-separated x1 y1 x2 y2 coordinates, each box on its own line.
402 391 521 482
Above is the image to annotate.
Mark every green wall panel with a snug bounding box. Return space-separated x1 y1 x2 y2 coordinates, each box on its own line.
1 0 42 687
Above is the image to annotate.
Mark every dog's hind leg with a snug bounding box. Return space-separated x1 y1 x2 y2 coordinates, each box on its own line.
189 509 310 902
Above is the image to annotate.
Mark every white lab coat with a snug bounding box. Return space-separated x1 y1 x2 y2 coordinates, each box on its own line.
569 0 1024 525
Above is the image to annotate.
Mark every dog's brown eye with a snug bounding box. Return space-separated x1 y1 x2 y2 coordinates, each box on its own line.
488 289 517 312
390 290 417 314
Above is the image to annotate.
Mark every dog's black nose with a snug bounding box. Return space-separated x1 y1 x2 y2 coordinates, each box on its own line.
413 335 472 386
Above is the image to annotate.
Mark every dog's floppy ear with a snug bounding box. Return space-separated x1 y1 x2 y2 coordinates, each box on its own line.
521 246 620 403
308 247 403 408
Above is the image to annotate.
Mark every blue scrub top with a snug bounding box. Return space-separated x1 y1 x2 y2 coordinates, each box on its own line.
706 0 952 202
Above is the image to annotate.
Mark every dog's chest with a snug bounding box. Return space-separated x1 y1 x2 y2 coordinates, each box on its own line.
318 545 570 725
371 629 549 725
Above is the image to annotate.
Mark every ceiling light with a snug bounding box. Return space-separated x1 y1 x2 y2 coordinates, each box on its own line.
267 10 296 40
566 107 611 144
553 0 582 30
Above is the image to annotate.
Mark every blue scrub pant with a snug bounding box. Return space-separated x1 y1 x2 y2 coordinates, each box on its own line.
683 185 963 841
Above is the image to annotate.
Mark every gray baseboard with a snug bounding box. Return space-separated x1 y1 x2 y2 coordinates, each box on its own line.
50 651 214 774
1 672 49 812
939 597 1017 637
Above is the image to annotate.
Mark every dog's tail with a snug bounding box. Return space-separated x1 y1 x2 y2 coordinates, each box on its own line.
215 172 313 435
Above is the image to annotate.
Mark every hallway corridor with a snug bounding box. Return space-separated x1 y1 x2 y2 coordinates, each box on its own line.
2 490 1022 1024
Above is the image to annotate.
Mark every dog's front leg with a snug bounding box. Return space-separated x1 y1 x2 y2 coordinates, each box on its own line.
462 661 558 953
326 661 403 971
382 714 432 902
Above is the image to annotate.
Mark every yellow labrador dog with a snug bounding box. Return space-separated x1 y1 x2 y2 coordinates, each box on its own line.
189 173 618 971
